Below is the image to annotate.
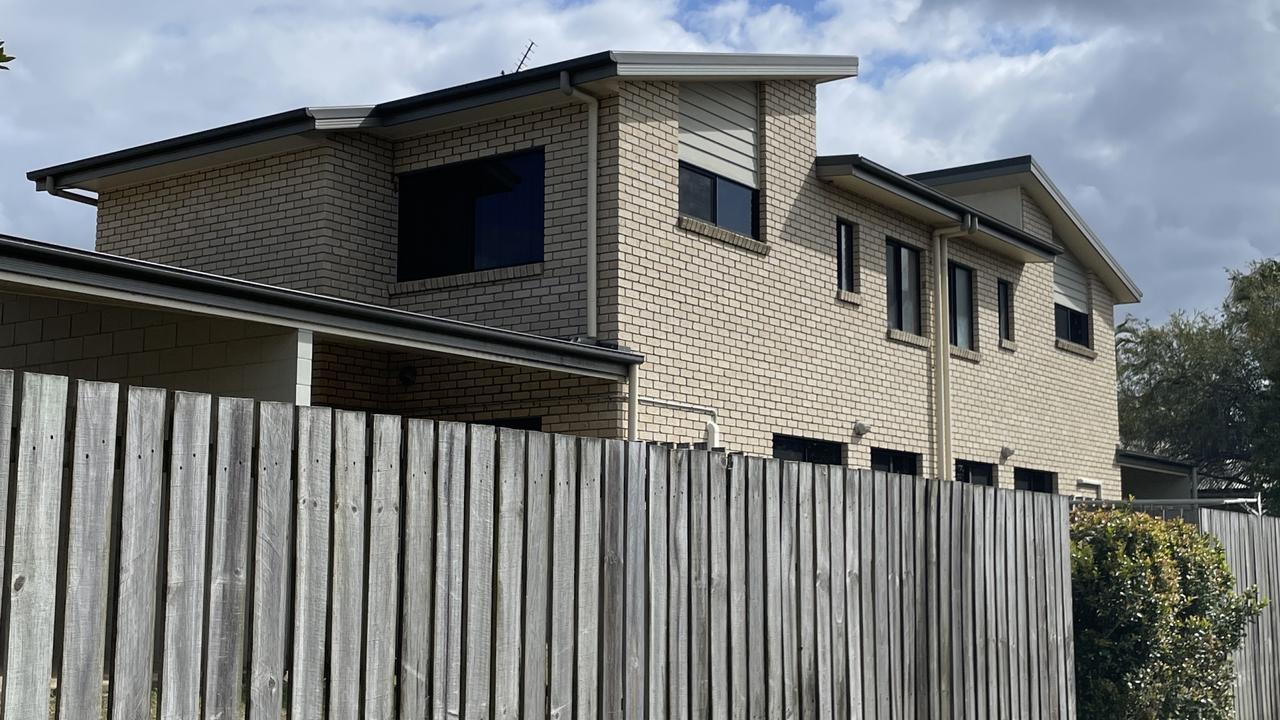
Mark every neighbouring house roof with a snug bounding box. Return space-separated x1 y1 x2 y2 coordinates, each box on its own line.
0 233 642 381
1115 447 1196 476
814 154 1062 263
28 50 859 194
911 156 1142 305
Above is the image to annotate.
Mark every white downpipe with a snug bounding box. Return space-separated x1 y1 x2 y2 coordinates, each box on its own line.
639 397 721 449
628 364 640 441
932 213 976 482
561 72 600 339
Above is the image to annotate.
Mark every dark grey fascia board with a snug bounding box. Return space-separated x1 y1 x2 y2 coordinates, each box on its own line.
816 154 1061 257
27 108 318 190
1115 447 1196 475
912 155 1143 302
0 234 642 380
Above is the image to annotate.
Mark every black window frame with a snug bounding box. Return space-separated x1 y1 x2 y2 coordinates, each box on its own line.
837 218 858 293
886 239 922 335
773 434 844 465
998 279 1014 342
870 447 919 476
948 261 975 350
396 147 546 282
488 416 543 431
1055 304 1091 348
955 459 995 487
679 162 759 239
1014 467 1055 494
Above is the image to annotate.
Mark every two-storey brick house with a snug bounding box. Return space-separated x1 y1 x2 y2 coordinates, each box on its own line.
20 50 1140 498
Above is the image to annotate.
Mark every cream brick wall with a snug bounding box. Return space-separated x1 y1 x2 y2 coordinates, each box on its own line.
0 292 301 401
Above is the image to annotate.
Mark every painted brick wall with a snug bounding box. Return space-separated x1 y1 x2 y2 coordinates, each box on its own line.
0 292 301 401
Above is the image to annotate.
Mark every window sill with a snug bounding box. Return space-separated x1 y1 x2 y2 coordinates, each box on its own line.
391 262 544 294
678 215 769 255
835 289 862 306
1055 338 1097 359
886 328 929 349
950 346 982 363
999 339 1018 353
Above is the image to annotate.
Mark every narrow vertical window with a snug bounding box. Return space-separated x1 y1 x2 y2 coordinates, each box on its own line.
887 239 921 335
998 279 1014 342
837 219 858 292
949 262 974 350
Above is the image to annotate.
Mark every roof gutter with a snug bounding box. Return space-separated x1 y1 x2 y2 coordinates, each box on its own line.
42 178 98 207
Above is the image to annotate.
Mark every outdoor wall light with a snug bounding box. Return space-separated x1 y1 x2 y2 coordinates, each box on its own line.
1000 446 1016 460
853 421 872 437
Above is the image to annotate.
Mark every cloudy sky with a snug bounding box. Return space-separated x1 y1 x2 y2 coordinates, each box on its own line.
2 0 1277 320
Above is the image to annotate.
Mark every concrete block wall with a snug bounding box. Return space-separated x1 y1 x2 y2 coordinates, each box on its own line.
0 292 302 402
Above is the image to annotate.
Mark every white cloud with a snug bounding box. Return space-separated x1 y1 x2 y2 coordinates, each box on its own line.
1 0 1276 320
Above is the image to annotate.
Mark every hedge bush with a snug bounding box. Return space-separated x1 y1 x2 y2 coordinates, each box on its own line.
1071 507 1265 719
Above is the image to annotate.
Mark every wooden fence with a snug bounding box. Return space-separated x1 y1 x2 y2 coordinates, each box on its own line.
1200 509 1280 720
0 370 1076 719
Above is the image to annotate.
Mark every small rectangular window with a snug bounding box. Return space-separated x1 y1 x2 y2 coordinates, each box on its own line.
773 434 844 465
998 280 1014 342
679 162 758 238
488 416 543 431
886 240 921 335
397 148 545 282
837 219 858 292
949 262 974 350
955 459 995 486
1055 304 1091 347
1014 467 1055 493
870 448 919 476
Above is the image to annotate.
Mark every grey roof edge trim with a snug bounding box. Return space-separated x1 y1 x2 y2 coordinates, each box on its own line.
0 233 642 379
610 50 858 81
815 154 1062 258
912 155 1143 302
1116 447 1196 475
27 108 318 188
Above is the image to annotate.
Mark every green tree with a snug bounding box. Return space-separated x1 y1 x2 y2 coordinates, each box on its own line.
1072 507 1264 719
1118 259 1280 509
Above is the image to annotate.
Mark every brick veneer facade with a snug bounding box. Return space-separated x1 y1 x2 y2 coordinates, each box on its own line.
94 77 1124 498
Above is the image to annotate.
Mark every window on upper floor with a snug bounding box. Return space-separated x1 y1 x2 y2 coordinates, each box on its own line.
886 239 922 335
1014 467 1055 494
949 262 975 350
396 148 545 282
998 279 1014 342
678 163 758 238
773 434 844 465
870 447 919 476
956 459 995 487
1053 251 1091 348
837 218 859 293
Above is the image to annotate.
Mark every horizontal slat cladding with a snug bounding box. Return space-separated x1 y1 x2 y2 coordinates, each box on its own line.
1053 250 1090 313
679 81 759 188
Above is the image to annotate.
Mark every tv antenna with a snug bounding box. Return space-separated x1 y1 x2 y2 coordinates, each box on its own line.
514 40 537 73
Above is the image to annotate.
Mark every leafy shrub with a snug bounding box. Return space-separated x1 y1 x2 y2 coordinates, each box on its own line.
1071 507 1265 719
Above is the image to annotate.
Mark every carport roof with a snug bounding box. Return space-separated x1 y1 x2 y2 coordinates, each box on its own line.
0 233 642 381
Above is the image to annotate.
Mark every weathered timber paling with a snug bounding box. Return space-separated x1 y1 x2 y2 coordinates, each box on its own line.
0 370 1084 720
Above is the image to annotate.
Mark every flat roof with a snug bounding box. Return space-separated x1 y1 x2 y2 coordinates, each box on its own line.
29 50 858 192
1115 447 1195 475
0 234 642 381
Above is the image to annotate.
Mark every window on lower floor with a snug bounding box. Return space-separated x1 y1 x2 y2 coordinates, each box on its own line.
1055 304 1091 347
998 279 1014 342
837 219 859 293
773 434 844 465
955 459 995 486
679 163 758 238
397 148 545 282
886 240 922 335
1014 467 1055 493
870 447 919 476
949 262 975 350
488 416 543 431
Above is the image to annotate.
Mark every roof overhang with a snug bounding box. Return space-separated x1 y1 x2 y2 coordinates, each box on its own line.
1115 448 1195 477
0 234 642 381
912 156 1142 304
815 155 1061 263
29 50 858 194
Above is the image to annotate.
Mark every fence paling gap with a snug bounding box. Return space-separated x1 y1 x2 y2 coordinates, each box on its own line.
0 369 1086 720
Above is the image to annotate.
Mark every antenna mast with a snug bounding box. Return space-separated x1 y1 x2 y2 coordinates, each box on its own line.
514 40 537 73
